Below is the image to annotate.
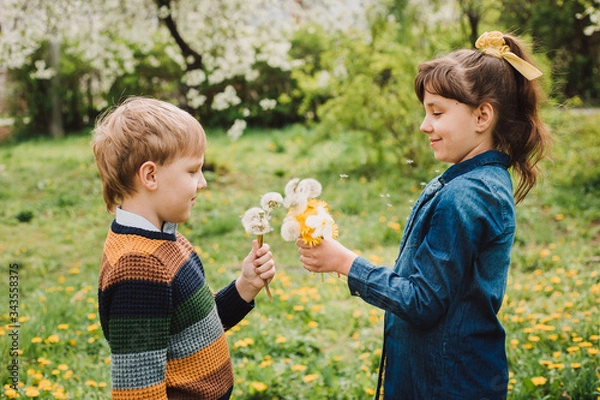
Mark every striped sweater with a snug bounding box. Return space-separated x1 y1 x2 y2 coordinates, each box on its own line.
98 221 253 399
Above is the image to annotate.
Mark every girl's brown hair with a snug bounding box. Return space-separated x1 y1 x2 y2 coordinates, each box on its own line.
414 33 551 203
92 97 206 212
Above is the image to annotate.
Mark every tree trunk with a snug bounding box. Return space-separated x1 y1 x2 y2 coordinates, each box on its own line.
49 40 64 139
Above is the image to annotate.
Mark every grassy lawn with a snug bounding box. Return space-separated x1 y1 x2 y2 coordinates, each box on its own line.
0 111 599 399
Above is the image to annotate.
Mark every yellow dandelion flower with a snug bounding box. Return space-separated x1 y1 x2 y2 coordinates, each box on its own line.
45 334 59 344
52 388 69 399
365 388 375 396
531 376 547 386
251 382 268 392
57 324 69 330
5 388 19 399
38 379 52 390
307 321 318 328
311 305 323 313
275 335 286 344
85 380 97 387
57 364 69 371
587 348 599 355
25 386 40 397
293 199 338 246
555 213 564 221
291 364 307 372
302 374 319 383
87 324 98 332
37 357 51 366
31 337 42 343
571 363 581 369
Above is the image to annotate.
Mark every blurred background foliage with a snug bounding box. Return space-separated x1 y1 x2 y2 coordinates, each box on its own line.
1 0 599 186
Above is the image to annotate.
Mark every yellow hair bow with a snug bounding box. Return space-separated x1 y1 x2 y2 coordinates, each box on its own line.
475 31 542 81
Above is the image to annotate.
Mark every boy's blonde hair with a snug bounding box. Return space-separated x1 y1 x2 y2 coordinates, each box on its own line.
92 97 206 212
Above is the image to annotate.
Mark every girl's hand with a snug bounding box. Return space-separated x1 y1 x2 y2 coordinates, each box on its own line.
296 238 357 277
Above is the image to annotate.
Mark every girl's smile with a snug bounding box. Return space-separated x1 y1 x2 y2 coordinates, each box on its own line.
420 92 494 164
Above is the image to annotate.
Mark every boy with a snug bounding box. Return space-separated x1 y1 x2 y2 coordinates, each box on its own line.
92 97 275 399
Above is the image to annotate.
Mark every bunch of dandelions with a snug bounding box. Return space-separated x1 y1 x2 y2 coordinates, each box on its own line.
280 178 338 247
241 192 283 301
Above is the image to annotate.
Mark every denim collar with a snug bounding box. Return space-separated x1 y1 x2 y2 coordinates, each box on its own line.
439 150 510 186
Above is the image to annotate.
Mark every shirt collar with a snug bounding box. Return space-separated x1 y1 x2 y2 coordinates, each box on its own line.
439 150 510 185
115 207 178 234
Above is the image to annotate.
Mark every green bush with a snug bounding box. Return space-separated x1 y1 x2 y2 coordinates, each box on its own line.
291 7 461 177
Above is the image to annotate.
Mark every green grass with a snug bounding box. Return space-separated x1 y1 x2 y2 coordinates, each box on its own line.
0 113 599 399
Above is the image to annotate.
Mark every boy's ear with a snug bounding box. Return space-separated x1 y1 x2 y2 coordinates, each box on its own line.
474 102 495 133
137 161 159 191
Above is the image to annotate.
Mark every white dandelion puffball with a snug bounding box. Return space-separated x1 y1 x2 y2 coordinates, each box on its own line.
241 207 272 235
280 217 301 241
297 178 322 198
260 192 283 211
284 178 301 198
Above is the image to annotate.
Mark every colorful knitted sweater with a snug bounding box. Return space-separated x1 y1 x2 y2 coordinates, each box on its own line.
98 221 254 399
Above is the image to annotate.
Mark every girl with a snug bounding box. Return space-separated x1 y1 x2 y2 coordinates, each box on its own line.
296 31 551 399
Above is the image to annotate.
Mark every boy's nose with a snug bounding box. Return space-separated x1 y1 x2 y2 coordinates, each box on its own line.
197 174 207 191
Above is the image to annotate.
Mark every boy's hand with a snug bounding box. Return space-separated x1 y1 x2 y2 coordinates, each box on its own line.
236 240 276 302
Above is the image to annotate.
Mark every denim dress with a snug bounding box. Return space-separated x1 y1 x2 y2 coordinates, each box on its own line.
348 151 515 400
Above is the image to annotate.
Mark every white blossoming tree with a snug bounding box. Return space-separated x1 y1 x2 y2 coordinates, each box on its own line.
0 0 318 136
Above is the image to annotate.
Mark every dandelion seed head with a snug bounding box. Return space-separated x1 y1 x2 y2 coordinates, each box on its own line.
281 217 301 241
297 178 322 198
241 207 272 235
260 192 283 211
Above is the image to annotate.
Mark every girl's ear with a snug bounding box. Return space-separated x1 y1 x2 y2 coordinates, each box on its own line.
474 102 495 133
137 161 158 191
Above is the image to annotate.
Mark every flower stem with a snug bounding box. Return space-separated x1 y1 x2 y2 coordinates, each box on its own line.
257 234 272 302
